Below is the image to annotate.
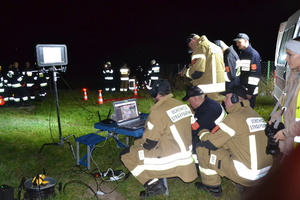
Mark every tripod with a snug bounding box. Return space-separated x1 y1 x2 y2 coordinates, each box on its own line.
39 66 76 159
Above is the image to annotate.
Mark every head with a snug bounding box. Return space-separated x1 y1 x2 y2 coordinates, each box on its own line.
285 37 300 70
186 33 200 53
13 61 19 68
220 85 248 109
233 33 250 50
150 59 156 65
182 86 205 110
25 62 30 68
214 40 229 51
150 79 171 103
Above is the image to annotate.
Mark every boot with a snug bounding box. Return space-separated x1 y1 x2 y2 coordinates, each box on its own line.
195 182 222 197
139 179 166 199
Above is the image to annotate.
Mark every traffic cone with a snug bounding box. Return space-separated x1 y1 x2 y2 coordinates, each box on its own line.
134 85 138 96
83 88 88 101
98 90 103 104
0 96 5 106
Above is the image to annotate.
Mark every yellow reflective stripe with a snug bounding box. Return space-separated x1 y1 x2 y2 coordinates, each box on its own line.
147 121 154 130
233 160 271 180
170 125 186 152
214 105 227 125
212 54 216 84
192 54 206 60
199 131 209 140
249 135 257 170
198 165 217 175
197 82 225 93
218 122 235 137
131 155 194 177
186 68 191 78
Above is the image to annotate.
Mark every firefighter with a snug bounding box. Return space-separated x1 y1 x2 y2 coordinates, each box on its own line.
35 66 48 102
120 79 197 198
22 62 37 100
179 34 226 103
102 61 115 91
182 86 226 155
119 63 130 91
7 61 29 106
194 85 273 197
214 40 240 90
233 33 262 108
0 66 8 106
145 59 160 90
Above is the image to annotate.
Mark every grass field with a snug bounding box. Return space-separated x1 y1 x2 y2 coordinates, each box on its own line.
0 82 274 200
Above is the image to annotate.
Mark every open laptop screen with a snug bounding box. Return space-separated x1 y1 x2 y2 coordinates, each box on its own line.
113 99 139 124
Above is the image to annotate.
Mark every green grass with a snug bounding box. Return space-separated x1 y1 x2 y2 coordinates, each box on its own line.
0 85 274 200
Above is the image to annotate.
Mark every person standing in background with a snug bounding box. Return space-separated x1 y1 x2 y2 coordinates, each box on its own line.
119 63 130 92
214 40 240 90
179 34 225 103
233 33 262 108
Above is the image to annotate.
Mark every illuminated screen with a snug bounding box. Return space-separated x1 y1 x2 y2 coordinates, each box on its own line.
36 44 68 67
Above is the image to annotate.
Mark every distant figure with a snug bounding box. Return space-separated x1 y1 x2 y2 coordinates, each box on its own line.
7 61 29 106
22 62 37 100
214 40 240 90
179 34 225 103
135 65 145 89
233 33 262 108
146 59 160 90
102 61 115 92
119 63 130 92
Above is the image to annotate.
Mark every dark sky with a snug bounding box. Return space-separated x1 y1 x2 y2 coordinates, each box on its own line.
0 0 299 80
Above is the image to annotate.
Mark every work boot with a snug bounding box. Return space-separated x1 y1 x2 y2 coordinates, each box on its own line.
139 179 166 199
195 182 222 197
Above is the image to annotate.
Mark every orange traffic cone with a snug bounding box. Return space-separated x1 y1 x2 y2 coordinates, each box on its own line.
134 85 138 96
83 88 88 101
98 90 103 104
0 96 5 106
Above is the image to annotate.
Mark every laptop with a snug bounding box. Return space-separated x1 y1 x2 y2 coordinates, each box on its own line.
113 98 146 130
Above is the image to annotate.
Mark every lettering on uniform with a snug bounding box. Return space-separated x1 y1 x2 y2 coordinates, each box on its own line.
166 105 193 123
246 117 266 133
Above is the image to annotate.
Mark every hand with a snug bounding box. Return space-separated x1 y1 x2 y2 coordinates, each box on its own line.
246 94 252 100
274 130 286 142
178 71 184 76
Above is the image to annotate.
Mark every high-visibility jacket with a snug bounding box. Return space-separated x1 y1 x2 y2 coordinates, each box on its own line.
197 100 273 187
121 94 198 185
184 35 225 93
237 45 262 95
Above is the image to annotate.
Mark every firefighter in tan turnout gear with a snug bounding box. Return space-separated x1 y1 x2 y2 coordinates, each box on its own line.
179 34 225 103
194 85 273 197
120 79 197 198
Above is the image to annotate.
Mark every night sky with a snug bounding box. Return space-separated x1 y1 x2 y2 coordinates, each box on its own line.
1 0 299 85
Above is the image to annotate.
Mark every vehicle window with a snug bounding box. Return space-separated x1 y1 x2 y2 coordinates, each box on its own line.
277 25 295 65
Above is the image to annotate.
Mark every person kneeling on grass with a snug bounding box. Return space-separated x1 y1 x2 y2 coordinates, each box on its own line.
120 79 197 199
194 85 273 197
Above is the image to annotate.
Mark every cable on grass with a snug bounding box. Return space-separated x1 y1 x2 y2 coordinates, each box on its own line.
63 180 99 200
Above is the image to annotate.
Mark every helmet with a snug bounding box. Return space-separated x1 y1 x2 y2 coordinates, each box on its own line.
150 59 156 65
186 33 199 53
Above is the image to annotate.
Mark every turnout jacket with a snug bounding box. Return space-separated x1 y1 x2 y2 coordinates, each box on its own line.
184 35 225 93
238 45 261 95
198 100 273 182
121 94 197 185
